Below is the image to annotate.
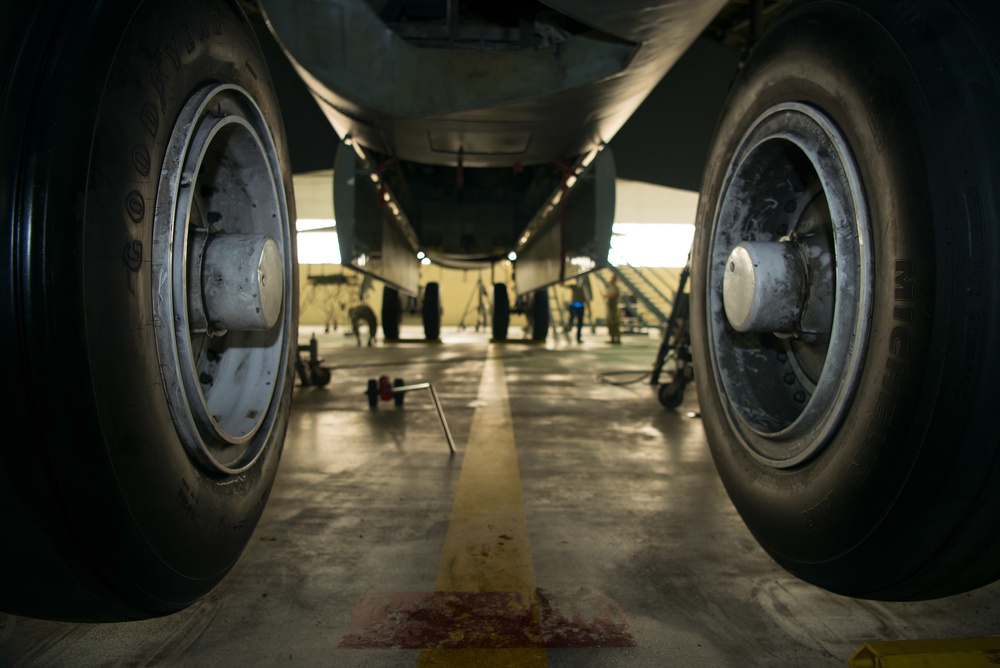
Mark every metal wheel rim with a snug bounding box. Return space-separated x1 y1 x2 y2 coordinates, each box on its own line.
706 102 873 468
153 84 292 475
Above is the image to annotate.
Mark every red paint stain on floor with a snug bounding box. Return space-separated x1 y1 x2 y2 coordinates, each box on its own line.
339 589 635 649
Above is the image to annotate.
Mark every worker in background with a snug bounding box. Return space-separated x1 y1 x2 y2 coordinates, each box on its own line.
605 274 621 344
348 303 377 347
565 280 587 343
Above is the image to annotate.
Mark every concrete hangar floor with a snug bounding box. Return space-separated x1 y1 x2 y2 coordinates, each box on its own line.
3 325 999 666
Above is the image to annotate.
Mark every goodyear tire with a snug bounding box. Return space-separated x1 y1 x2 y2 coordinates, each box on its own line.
0 0 296 620
690 0 1000 600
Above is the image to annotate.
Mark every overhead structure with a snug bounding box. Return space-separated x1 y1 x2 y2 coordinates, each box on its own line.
262 0 727 296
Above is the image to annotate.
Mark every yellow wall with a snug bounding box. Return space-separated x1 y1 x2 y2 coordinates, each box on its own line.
298 263 684 329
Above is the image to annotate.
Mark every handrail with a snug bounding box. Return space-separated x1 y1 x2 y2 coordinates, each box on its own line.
609 249 675 310
608 263 669 325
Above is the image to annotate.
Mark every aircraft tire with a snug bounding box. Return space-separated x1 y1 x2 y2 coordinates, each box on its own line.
422 282 441 340
382 286 401 339
531 288 550 341
492 283 510 340
0 0 296 620
690 0 1000 600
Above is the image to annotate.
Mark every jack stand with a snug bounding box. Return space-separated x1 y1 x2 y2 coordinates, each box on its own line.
296 334 332 387
365 375 456 454
651 263 692 409
458 275 489 332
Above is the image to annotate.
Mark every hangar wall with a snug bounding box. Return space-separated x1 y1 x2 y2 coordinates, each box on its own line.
298 264 684 332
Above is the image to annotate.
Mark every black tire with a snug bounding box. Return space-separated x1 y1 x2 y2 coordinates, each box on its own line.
492 283 510 340
690 0 1000 600
367 379 379 409
393 378 405 407
531 288 550 341
1 0 296 620
657 381 685 410
422 282 441 340
312 367 332 388
382 285 401 340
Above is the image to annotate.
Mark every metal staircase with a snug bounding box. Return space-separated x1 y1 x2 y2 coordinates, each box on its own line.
604 254 674 329
549 267 677 337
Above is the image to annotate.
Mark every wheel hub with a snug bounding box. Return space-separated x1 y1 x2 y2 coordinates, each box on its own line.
706 102 872 467
723 241 807 334
193 232 285 334
152 84 293 474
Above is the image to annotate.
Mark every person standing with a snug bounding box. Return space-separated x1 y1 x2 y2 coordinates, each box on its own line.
565 281 587 343
605 275 621 344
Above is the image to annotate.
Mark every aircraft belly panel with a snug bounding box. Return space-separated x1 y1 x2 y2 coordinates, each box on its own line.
335 138 420 295
516 147 615 294
261 0 728 167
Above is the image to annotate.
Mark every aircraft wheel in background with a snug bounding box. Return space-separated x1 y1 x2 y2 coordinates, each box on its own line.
422 282 441 340
531 288 550 341
382 286 401 340
492 283 510 341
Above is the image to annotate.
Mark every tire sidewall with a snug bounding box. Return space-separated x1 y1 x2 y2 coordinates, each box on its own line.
29 0 295 610
693 3 942 579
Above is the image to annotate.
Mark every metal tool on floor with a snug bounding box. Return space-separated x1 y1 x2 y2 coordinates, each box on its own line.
365 375 456 453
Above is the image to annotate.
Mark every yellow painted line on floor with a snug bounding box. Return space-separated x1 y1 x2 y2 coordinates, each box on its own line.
416 347 547 667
